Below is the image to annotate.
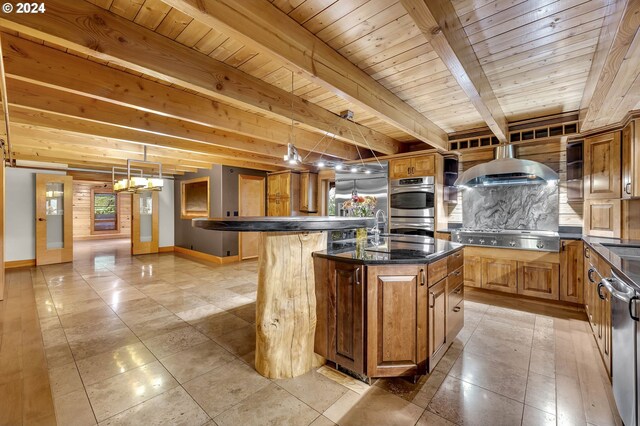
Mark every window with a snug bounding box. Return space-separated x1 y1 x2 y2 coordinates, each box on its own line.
93 192 118 232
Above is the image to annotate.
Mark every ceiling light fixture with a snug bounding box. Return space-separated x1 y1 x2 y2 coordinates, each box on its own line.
113 146 163 193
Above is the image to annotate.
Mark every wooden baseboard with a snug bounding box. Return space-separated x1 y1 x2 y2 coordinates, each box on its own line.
5 259 36 269
174 246 239 265
74 234 130 241
159 246 174 253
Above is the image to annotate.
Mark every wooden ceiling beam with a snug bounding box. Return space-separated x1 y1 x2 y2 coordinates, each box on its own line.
6 78 320 166
161 0 447 150
0 1 403 155
580 0 640 131
399 0 509 143
8 104 296 170
1 34 357 161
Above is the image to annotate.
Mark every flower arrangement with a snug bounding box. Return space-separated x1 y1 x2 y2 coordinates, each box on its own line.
343 193 377 217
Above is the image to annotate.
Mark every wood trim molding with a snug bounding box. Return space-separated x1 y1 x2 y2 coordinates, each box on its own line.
5 259 36 269
73 234 129 241
174 246 239 265
159 246 174 253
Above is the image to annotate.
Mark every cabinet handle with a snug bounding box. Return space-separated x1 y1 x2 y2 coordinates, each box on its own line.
584 246 590 259
429 292 435 308
452 270 461 276
625 182 632 195
454 252 461 258
454 286 462 294
561 241 566 251
419 269 425 286
355 267 361 286
453 306 461 313
588 268 597 284
597 282 606 300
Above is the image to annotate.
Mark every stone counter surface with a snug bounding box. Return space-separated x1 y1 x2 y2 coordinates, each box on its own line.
583 236 640 292
192 216 375 232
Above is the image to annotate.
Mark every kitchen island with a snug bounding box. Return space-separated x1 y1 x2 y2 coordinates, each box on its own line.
313 236 464 380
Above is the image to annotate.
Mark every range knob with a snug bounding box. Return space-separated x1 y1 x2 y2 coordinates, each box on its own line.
479 239 485 245
468 238 474 244
509 241 516 247
456 236 462 242
491 239 498 245
536 241 545 249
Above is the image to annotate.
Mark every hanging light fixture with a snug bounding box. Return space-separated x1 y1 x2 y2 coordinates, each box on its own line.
113 146 163 193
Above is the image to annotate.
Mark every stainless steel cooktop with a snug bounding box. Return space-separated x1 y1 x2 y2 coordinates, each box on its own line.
451 229 560 252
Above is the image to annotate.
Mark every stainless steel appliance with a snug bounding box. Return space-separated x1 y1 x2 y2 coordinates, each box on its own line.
334 161 388 222
389 176 435 236
451 228 560 252
599 271 639 426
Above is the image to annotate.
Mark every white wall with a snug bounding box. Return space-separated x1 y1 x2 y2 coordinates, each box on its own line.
5 168 65 261
159 179 175 247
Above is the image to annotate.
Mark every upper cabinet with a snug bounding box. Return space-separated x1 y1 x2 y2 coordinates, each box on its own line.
299 171 318 213
267 171 300 216
584 131 621 199
390 154 435 179
566 140 583 201
622 119 640 199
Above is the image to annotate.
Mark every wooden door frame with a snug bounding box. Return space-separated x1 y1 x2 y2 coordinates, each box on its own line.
131 191 159 255
90 187 119 235
238 174 265 260
36 174 73 265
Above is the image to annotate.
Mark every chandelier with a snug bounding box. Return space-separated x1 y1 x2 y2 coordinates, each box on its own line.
113 146 163 193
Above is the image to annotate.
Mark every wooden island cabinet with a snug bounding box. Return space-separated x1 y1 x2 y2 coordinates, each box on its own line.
313 248 464 379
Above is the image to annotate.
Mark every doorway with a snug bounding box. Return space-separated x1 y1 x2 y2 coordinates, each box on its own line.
238 174 265 260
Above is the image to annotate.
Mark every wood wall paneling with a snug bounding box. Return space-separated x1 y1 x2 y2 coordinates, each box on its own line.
73 181 131 240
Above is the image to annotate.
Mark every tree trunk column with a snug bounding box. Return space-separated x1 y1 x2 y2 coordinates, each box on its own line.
255 231 327 378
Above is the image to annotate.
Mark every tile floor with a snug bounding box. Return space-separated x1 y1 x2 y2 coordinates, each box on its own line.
1 238 623 425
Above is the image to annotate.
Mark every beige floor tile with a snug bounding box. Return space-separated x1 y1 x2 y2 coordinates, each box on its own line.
227 303 256 324
485 306 537 329
175 304 223 324
525 372 556 415
183 359 270 418
309 415 335 426
142 327 210 359
434 341 463 374
464 333 531 371
448 351 529 402
63 316 128 343
276 369 349 413
214 383 318 426
324 387 423 426
316 366 371 395
99 287 147 306
126 313 190 340
427 376 524 426
193 311 251 339
53 388 97 426
49 362 84 398
159 340 235 384
529 347 556 378
76 342 157 386
415 410 456 426
556 373 587 425
99 387 210 426
69 327 140 361
86 361 179 422
211 324 255 358
149 290 209 313
522 405 556 426
474 317 535 347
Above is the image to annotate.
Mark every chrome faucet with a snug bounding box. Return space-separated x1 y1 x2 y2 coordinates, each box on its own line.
371 209 387 245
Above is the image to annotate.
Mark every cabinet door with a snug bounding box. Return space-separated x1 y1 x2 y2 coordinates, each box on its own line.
267 198 280 216
332 262 365 374
464 254 482 288
583 246 597 330
367 265 427 377
560 240 584 303
299 172 317 213
267 174 280 199
481 258 517 293
595 257 612 376
583 199 621 238
447 280 464 342
389 158 412 179
412 155 435 176
584 132 621 199
428 277 447 371
622 121 634 199
517 261 560 300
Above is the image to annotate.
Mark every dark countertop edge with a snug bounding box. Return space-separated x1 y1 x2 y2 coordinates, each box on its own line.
582 236 640 292
192 217 375 232
312 244 464 265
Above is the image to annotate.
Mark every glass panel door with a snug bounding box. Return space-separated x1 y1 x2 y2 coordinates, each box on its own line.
36 175 73 265
132 191 159 255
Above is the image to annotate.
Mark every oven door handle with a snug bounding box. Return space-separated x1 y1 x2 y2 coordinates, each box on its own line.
600 273 635 303
390 185 435 193
391 223 434 229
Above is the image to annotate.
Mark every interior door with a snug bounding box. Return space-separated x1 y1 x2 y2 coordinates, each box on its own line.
239 175 265 260
36 174 73 265
131 191 159 255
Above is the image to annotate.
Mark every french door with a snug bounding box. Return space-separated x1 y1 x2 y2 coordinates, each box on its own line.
36 174 73 265
131 191 159 255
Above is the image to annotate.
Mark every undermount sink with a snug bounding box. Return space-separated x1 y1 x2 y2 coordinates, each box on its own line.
600 243 640 260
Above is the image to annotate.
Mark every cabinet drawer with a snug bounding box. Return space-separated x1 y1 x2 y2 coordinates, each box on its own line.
448 250 463 272
428 257 448 286
448 266 463 289
448 281 464 309
448 300 464 342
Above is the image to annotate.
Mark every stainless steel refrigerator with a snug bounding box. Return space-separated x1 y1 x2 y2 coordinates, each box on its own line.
334 161 388 224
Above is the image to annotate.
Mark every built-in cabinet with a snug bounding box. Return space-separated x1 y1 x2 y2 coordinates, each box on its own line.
583 244 612 376
622 119 640 199
566 140 583 201
299 171 318 213
389 154 435 179
313 249 464 379
560 240 584 304
267 171 300 216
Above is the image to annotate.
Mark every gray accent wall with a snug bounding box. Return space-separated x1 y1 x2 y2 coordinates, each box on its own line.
174 165 267 258
462 183 559 231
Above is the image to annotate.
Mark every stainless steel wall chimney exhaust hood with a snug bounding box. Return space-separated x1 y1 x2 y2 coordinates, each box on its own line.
454 144 558 187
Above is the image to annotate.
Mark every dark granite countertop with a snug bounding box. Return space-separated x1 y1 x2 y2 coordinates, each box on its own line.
313 235 463 265
582 236 640 292
193 216 375 232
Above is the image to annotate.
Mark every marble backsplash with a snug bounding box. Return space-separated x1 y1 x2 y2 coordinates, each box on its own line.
462 183 559 231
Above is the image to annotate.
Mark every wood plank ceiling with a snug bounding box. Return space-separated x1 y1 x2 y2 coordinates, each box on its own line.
0 0 638 174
